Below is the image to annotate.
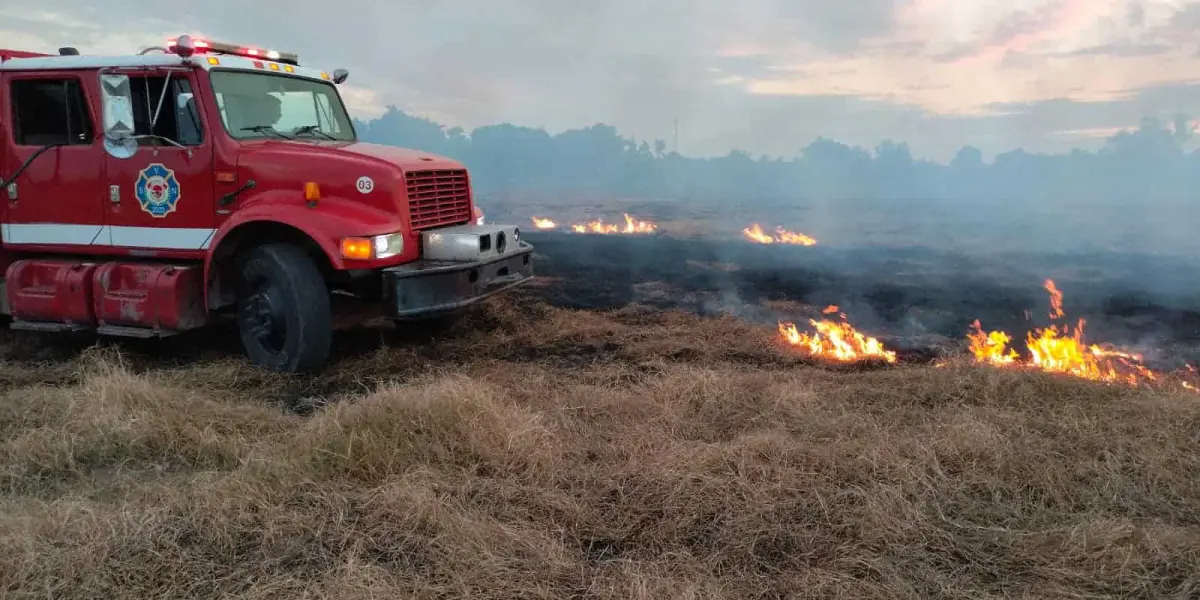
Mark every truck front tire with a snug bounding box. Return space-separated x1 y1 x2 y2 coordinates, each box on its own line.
235 243 332 373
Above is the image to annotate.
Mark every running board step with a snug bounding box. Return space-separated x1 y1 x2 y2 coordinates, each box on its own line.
96 324 179 338
10 320 92 333
10 320 180 338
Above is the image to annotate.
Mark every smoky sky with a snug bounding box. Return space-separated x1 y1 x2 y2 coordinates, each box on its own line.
8 0 1200 161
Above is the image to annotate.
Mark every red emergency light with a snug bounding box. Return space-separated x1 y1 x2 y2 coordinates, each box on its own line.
0 49 52 62
166 36 299 66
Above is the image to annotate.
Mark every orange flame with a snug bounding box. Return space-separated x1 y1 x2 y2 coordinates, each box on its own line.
967 280 1171 388
743 224 817 246
778 314 896 364
1045 279 1064 319
531 217 557 229
775 228 818 245
966 320 1019 365
1024 319 1159 386
570 213 658 235
743 224 776 244
821 304 848 319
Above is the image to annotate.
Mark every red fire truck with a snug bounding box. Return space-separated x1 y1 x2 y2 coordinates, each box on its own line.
0 35 533 372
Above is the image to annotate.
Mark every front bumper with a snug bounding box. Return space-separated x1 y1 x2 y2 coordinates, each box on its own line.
380 240 535 319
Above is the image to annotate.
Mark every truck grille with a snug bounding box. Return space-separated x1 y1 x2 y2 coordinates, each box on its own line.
405 169 471 230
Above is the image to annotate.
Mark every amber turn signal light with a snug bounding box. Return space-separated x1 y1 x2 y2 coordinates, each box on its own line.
304 182 320 201
340 237 372 260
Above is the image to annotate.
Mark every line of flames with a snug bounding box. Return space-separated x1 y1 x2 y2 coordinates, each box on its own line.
530 214 658 234
966 279 1169 387
530 217 817 245
743 223 817 246
775 286 1198 392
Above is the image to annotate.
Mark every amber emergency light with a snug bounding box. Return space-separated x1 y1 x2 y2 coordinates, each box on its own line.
304 182 320 202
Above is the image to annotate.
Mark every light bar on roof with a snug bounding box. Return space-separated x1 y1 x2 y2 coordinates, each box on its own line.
166 36 300 66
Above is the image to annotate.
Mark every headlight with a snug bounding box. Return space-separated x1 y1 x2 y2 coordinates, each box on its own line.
340 232 404 260
372 232 404 259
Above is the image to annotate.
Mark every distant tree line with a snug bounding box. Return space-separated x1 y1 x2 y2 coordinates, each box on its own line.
355 108 1200 204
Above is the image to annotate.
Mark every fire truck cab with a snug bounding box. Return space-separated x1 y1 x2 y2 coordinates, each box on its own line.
0 35 533 372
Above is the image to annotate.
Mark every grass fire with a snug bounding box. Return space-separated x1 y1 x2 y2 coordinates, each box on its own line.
4 12 1200 598
966 279 1187 389
3 230 1199 599
777 305 898 363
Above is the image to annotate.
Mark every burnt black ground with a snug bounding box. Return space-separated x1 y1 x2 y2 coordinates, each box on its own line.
523 231 1200 365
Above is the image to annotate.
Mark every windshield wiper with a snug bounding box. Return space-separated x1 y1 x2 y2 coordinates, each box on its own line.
293 125 337 140
132 133 189 150
241 125 292 140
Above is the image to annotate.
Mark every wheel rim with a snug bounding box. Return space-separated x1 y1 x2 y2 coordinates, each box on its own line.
242 278 287 354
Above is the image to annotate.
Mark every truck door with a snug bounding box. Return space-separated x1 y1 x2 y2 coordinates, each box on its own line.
0 72 107 248
102 71 215 252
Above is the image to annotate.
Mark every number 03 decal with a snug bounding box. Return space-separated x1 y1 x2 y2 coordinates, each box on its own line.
355 176 374 194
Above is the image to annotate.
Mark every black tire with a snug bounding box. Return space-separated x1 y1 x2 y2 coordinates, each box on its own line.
235 243 332 373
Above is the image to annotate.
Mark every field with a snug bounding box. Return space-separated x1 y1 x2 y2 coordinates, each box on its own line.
1 233 1199 598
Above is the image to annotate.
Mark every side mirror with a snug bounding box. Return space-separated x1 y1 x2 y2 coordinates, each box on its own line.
99 73 137 159
332 68 349 84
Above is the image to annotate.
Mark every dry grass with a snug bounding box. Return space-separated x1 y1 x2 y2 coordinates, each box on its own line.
0 296 1198 599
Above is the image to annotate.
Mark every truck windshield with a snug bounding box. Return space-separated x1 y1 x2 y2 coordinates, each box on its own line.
209 70 356 141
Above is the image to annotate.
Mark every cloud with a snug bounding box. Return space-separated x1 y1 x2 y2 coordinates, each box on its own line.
764 0 900 53
1063 42 1173 57
960 0 1098 63
1167 1 1200 32
5 0 1200 161
739 1 1200 115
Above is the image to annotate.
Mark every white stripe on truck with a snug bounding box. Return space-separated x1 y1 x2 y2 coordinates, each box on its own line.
1 223 216 250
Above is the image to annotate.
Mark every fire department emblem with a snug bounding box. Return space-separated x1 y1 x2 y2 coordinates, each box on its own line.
134 163 181 218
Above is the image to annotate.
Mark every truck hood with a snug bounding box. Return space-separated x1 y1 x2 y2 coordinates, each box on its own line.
315 141 464 171
237 140 463 171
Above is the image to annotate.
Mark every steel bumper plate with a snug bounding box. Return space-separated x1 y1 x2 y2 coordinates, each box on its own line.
381 240 535 319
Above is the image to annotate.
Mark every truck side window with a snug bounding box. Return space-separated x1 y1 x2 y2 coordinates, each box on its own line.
10 78 94 147
127 75 203 146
